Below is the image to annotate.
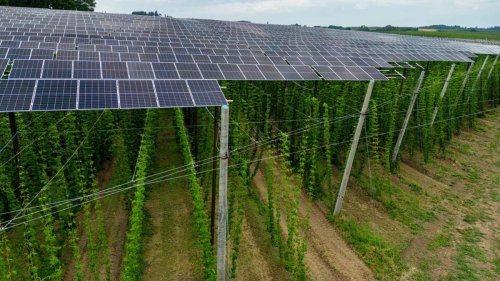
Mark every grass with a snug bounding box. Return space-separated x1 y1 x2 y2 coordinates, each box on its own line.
428 223 453 251
329 215 406 280
388 30 500 41
361 175 436 233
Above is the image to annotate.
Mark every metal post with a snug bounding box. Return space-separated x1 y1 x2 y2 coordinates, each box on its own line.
431 64 456 127
485 54 498 83
391 70 426 163
467 56 489 102
216 105 229 281
457 61 475 100
313 80 319 96
8 113 20 168
333 80 374 216
210 107 219 245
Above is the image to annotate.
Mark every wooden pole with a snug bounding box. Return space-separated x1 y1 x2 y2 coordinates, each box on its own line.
216 105 229 281
210 107 219 245
391 70 426 164
333 80 375 216
431 64 456 127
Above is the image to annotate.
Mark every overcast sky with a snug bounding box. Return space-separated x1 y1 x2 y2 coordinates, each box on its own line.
95 0 500 27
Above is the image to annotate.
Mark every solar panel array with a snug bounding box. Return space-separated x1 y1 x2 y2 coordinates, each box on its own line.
0 6 499 112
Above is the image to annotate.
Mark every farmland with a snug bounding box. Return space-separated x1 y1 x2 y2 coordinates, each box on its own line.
0 3 499 281
389 30 500 41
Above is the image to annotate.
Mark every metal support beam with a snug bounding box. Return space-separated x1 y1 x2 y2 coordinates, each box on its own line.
431 64 456 127
210 107 219 246
333 80 375 216
216 105 229 281
391 70 426 164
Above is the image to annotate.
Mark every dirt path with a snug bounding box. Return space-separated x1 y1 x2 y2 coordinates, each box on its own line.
141 112 202 281
235 218 275 281
252 161 374 281
63 160 129 281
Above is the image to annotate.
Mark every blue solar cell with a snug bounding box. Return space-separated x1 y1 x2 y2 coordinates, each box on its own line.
79 80 118 109
154 80 194 107
9 60 43 79
152 63 179 79
118 80 158 109
0 80 36 112
33 80 78 111
187 80 227 106
42 60 72 79
74 61 101 79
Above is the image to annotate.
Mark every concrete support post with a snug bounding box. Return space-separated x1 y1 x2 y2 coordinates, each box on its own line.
216 105 229 281
210 107 219 245
333 80 375 216
391 70 426 164
431 64 456 127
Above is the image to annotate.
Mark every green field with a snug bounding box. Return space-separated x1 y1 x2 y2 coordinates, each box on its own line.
389 30 500 41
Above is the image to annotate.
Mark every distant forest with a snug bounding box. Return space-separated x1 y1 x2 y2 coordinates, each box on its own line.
0 0 95 11
132 11 161 16
316 24 500 32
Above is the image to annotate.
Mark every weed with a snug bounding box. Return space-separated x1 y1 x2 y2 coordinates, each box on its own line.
328 215 406 280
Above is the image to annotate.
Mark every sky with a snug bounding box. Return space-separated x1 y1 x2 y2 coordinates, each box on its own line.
95 0 500 28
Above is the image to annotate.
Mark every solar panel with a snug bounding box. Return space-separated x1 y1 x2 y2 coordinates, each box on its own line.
32 80 77 111
275 65 303 80
314 66 341 80
187 80 227 106
9 59 43 79
257 65 284 80
56 50 78 60
218 64 244 80
120 52 140 62
238 64 265 80
197 63 225 80
0 80 36 112
127 62 155 79
0 58 8 76
330 67 357 80
30 49 54 60
176 63 202 79
79 51 100 61
42 60 72 79
79 80 118 109
152 62 179 79
102 61 128 79
118 80 158 109
74 61 101 79
345 67 372 80
154 80 194 107
292 66 321 80
6 48 31 60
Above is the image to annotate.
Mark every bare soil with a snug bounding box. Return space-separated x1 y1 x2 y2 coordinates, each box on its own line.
141 112 202 281
252 160 375 281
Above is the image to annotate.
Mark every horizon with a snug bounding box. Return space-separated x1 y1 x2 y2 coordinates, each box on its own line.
95 0 500 29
